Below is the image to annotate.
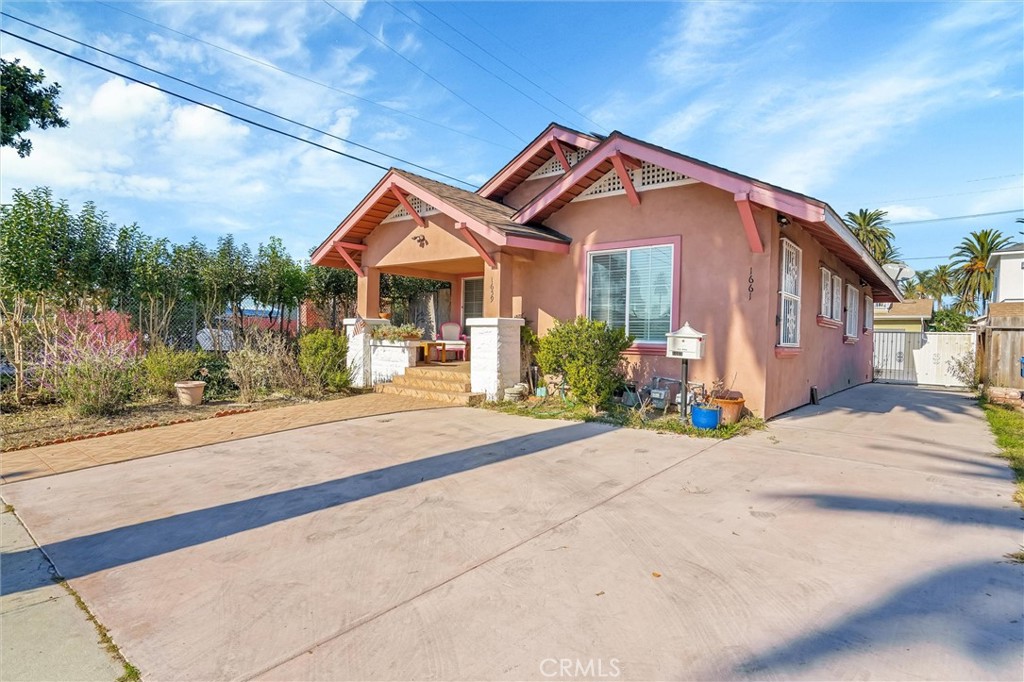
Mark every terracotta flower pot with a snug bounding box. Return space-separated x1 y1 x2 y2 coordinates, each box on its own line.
174 380 207 406
712 397 745 425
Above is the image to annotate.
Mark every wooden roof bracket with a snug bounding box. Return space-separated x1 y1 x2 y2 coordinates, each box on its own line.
733 192 765 254
457 222 497 269
550 140 572 173
610 152 641 207
333 242 366 277
388 184 426 228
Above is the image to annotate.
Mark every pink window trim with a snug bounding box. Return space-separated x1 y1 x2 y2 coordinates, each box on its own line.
843 336 859 345
774 346 802 359
457 273 484 329
577 235 683 342
622 342 668 356
816 315 842 329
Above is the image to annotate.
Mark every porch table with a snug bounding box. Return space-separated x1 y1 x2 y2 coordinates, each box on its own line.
418 340 447 364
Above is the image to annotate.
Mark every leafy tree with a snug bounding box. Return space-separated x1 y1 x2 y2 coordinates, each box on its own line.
0 187 76 399
950 229 1011 312
306 263 356 329
843 208 896 263
929 308 971 332
254 237 306 332
0 58 69 157
212 235 253 331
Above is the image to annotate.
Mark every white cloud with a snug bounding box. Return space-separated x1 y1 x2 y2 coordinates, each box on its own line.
167 105 250 144
880 205 938 222
652 3 761 85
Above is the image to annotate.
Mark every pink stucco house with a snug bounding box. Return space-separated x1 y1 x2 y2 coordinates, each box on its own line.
312 124 901 418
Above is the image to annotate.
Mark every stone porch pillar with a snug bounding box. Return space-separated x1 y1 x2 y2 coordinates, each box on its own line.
342 317 390 388
466 317 523 401
356 267 381 318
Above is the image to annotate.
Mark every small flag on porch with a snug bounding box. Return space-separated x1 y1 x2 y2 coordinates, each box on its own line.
353 313 367 335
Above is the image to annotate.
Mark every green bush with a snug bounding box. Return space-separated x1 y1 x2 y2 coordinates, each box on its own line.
298 329 350 393
195 352 236 401
535 317 633 411
141 345 202 398
49 333 140 416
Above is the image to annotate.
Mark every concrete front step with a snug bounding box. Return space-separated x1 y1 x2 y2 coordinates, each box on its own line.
402 365 471 381
378 383 484 406
391 373 473 393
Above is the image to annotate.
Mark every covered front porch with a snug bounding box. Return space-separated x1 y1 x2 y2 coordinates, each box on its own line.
312 168 569 400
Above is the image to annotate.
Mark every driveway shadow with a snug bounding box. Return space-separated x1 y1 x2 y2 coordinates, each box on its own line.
734 560 1024 678
772 493 1023 530
1 421 611 595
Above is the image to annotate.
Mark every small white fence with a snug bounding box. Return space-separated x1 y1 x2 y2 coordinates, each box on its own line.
873 331 976 387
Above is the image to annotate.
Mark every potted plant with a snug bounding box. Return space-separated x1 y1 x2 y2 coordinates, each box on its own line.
710 375 744 425
690 379 726 430
174 379 207 406
370 323 424 342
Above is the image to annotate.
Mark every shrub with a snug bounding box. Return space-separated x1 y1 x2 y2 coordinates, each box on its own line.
195 352 236 401
535 317 633 411
298 329 350 393
142 345 202 398
45 331 140 416
371 323 424 341
226 330 300 403
948 351 980 390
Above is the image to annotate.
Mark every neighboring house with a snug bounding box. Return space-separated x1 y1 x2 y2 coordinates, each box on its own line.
312 124 900 418
987 241 1024 305
872 299 935 332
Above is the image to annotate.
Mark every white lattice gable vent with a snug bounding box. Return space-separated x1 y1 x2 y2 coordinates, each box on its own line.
381 194 442 224
525 147 591 180
572 161 697 203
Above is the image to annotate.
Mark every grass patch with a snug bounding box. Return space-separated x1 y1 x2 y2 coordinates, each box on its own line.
1004 548 1024 564
484 397 765 439
980 396 1024 507
53 575 140 681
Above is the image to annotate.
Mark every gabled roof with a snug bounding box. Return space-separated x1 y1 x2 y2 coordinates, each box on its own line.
987 241 1024 268
311 168 569 269
874 298 935 319
511 130 902 302
477 123 602 201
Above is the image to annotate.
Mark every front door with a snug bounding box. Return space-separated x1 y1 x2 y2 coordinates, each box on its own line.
462 277 484 331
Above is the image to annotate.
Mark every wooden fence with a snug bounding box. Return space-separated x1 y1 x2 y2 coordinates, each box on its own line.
978 303 1024 391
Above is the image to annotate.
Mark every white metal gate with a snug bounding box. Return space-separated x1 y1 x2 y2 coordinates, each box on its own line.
873 331 976 387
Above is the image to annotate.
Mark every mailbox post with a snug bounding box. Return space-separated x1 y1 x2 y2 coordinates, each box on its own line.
666 322 706 422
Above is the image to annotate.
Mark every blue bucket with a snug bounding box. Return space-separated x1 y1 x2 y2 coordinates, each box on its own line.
691 405 721 430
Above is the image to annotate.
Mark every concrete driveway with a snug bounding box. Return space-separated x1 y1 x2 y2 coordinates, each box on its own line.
2 384 1021 680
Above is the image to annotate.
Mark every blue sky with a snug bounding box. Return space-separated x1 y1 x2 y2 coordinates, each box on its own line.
1 1 1021 270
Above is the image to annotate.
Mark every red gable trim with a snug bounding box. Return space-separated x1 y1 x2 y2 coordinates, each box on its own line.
477 123 601 199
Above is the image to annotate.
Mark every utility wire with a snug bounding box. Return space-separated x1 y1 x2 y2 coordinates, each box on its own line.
93 1 515 151
412 1 608 134
1 30 395 173
890 209 1023 225
1 12 473 187
384 2 565 122
858 184 1022 205
321 0 526 142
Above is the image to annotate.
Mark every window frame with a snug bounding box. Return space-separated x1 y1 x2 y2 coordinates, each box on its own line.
584 239 678 346
864 295 874 331
845 284 860 338
778 238 802 347
831 274 843 321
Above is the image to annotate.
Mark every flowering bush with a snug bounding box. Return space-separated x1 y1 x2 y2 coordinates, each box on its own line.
43 331 141 415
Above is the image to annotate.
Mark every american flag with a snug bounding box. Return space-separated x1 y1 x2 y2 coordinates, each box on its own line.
353 313 367 335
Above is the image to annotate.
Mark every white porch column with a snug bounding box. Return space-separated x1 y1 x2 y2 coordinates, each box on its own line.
342 318 390 388
466 317 523 401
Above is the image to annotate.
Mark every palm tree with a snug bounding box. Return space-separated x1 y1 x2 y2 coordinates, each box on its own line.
951 229 1011 310
875 242 904 265
900 270 931 299
950 296 977 315
928 264 955 306
844 208 896 263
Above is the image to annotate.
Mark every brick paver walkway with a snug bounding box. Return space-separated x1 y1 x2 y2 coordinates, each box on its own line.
1 393 448 484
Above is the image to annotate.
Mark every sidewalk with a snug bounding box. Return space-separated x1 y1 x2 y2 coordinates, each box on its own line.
1 393 448 484
0 507 125 681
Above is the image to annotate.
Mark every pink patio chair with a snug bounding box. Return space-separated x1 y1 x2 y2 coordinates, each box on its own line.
436 322 468 362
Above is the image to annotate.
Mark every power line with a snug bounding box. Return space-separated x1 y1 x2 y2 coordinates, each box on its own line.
92 1 516 151
1 12 473 187
2 30 395 173
321 0 526 143
409 1 608 133
384 2 566 123
890 209 1023 225
860 184 1022 205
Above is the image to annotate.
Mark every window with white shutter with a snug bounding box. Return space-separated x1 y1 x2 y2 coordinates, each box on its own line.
779 239 801 346
864 295 873 330
845 284 859 337
820 267 832 317
587 244 673 342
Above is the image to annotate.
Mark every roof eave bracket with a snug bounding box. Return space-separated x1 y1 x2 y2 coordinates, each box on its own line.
389 184 426 228
333 242 366 278
610 152 641 208
734 193 765 254
457 222 497 269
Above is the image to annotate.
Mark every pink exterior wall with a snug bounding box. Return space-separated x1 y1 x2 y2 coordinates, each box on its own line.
504 177 559 210
763 220 874 417
509 183 776 417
